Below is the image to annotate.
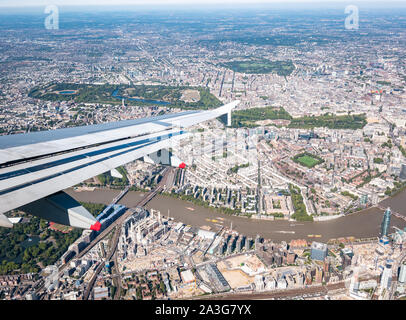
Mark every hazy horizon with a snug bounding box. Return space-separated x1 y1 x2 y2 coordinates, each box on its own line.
1 0 406 9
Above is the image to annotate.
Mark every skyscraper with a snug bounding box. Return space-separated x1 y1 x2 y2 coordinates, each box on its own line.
399 262 406 284
380 207 391 238
246 237 252 251
380 260 393 290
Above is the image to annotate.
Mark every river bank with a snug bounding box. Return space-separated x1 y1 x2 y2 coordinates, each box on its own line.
66 188 406 242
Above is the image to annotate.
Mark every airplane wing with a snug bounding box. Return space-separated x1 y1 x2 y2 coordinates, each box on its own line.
0 101 239 230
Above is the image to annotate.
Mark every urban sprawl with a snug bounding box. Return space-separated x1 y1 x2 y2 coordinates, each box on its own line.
1 7 406 301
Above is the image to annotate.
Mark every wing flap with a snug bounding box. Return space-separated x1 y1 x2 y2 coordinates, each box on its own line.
143 148 186 168
0 121 172 165
0 213 13 228
0 135 175 214
20 191 98 230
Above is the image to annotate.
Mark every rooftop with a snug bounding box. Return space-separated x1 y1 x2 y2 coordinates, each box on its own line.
311 242 328 251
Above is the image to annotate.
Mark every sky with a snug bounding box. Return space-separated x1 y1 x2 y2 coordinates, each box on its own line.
0 0 405 8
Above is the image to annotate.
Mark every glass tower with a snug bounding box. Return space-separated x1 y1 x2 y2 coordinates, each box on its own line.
380 207 391 238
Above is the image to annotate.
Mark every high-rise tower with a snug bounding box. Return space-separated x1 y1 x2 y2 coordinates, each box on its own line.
399 262 406 284
380 207 391 238
380 259 393 290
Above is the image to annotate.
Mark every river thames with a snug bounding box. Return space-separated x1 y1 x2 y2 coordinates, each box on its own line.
66 188 406 242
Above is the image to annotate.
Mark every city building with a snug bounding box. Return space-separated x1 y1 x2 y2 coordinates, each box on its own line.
180 270 195 284
93 287 109 300
342 254 352 269
380 260 393 290
254 275 265 291
399 262 406 284
310 242 328 261
380 207 391 238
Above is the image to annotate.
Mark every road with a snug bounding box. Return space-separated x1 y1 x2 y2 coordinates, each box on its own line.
195 281 347 300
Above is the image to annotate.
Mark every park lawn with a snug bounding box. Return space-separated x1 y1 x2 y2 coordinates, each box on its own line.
222 59 295 76
297 155 321 168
